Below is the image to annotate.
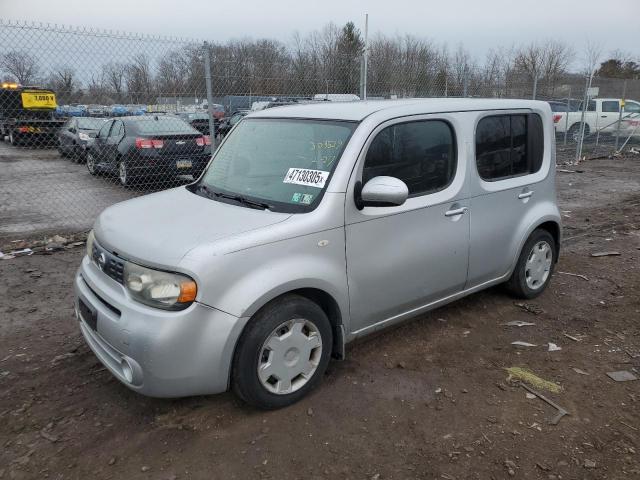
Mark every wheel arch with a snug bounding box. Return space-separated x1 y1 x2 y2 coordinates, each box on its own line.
236 287 346 363
536 220 561 261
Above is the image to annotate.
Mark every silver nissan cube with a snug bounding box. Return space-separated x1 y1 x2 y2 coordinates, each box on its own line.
74 99 561 408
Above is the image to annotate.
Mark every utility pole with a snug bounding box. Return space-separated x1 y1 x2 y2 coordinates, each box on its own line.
615 80 627 152
363 13 368 100
203 41 215 140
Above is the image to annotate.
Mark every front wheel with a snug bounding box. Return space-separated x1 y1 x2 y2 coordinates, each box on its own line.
232 294 333 409
506 229 556 299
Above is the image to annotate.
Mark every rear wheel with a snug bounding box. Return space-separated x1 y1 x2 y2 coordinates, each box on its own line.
86 152 99 175
568 123 589 142
232 294 333 409
9 131 20 146
506 229 556 299
118 160 136 187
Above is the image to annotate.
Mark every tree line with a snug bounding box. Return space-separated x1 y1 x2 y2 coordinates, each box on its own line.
1 21 638 106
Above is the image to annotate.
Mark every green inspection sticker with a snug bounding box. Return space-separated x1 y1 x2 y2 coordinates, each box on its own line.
301 193 314 205
291 192 302 203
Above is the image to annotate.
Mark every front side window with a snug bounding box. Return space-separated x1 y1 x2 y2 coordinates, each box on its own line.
476 113 543 181
109 121 124 137
363 120 456 197
602 101 620 113
624 102 640 114
199 118 356 212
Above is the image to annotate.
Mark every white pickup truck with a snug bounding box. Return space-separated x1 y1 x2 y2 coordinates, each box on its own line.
553 98 640 139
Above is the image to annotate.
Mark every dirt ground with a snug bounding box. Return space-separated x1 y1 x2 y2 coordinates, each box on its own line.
1 155 639 480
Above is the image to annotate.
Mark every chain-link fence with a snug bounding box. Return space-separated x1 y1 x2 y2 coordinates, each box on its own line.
1 20 639 241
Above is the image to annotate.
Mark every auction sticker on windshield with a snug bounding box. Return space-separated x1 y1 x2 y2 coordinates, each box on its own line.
283 168 329 188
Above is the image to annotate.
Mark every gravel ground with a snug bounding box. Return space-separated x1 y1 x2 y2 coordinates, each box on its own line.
0 156 639 480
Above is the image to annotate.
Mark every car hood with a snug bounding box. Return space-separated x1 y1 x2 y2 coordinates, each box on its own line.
94 186 291 267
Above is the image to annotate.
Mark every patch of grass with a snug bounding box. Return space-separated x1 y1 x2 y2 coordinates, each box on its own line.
505 367 562 393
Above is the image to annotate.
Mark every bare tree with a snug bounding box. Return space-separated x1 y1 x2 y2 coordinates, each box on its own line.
46 66 78 102
1 50 40 85
102 62 127 102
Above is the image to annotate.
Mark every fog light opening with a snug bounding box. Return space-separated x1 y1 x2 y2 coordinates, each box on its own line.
120 358 134 383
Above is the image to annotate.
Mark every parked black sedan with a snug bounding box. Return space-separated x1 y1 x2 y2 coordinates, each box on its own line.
57 117 108 162
85 115 212 187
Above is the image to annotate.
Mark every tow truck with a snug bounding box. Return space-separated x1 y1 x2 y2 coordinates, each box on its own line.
0 82 66 146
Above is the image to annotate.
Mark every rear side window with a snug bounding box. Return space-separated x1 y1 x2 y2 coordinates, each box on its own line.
363 120 456 197
475 114 543 181
602 101 620 113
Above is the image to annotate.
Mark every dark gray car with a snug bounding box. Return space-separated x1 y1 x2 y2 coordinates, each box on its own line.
58 117 108 162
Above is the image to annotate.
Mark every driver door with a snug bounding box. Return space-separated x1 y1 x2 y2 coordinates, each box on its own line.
345 116 469 334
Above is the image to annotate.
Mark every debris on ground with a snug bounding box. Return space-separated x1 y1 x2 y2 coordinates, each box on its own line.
514 303 545 315
518 383 570 425
563 333 582 342
511 341 537 348
572 368 590 376
591 251 621 257
558 271 589 281
506 367 562 393
606 370 638 382
502 321 536 327
548 343 562 352
584 459 597 469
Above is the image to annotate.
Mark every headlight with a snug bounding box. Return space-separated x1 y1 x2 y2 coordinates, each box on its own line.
86 229 95 259
124 261 197 310
78 132 90 141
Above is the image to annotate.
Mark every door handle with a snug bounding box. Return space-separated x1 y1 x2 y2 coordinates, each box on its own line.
444 207 468 217
518 191 534 199
601 115 607 118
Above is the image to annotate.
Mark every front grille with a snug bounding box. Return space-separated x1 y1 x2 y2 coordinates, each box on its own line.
91 241 125 285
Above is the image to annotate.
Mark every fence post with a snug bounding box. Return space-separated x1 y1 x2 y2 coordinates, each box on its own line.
203 41 215 140
575 74 592 163
532 74 538 100
563 87 570 145
362 13 368 100
463 68 468 97
615 80 627 152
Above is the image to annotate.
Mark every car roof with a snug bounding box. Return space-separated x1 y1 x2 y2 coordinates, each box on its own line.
247 98 550 122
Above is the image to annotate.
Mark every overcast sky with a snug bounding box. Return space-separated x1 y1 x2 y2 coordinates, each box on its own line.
2 0 638 67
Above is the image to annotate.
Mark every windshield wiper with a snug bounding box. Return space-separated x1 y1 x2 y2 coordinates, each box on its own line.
193 183 271 210
215 192 271 210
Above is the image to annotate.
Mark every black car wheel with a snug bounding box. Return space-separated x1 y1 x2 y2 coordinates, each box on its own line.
118 160 135 187
232 294 333 409
506 229 556 299
86 152 99 175
9 131 20 146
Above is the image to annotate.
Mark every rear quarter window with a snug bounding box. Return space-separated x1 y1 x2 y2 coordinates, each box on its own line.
475 113 544 182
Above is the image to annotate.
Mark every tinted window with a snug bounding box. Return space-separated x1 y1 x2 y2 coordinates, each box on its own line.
133 117 198 135
97 121 113 138
77 117 107 130
624 102 640 113
109 121 124 137
363 120 456 197
602 101 620 113
476 114 543 181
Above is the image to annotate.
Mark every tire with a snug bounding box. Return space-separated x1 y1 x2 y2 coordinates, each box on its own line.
506 229 556 299
232 294 333 409
86 152 99 175
9 131 20 146
118 160 134 187
57 145 67 158
568 123 589 143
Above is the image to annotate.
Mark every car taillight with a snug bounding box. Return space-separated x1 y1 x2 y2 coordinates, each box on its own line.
196 136 211 146
18 126 29 133
553 114 562 123
135 138 163 149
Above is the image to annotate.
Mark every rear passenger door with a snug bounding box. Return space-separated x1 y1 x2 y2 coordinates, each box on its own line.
467 112 546 288
599 100 621 132
345 116 469 334
103 120 124 166
93 120 114 159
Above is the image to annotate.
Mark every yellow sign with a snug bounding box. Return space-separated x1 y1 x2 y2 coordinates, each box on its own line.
21 92 57 109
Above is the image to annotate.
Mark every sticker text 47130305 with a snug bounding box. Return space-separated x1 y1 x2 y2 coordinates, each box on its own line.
283 168 329 188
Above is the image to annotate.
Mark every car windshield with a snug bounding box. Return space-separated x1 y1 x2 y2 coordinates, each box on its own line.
77 118 107 129
133 117 198 135
188 113 210 120
198 118 356 212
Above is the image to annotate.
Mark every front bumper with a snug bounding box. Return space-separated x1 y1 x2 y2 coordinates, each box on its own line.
74 255 247 397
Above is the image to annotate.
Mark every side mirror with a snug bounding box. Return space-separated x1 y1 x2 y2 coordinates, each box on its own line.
355 176 409 209
69 127 76 134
